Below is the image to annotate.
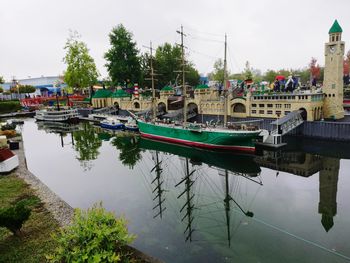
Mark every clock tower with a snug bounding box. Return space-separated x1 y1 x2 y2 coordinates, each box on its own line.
323 19 345 120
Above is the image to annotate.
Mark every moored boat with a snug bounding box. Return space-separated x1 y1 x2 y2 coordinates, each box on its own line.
137 28 261 153
124 119 139 132
0 148 19 174
100 117 125 130
138 120 260 153
35 108 79 123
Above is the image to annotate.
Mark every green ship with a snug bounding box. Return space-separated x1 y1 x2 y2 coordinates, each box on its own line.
138 28 261 153
138 120 261 153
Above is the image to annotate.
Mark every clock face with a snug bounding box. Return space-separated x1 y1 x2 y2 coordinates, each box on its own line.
329 45 336 53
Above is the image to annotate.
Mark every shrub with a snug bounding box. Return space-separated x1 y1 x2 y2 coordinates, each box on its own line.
47 203 136 263
0 101 22 114
0 197 38 236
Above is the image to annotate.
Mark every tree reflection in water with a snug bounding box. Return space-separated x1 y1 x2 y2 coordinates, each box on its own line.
111 133 142 169
73 122 102 170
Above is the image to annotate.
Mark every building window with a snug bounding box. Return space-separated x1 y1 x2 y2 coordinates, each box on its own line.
276 104 282 108
267 104 273 108
276 110 282 115
284 111 291 115
259 104 265 107
267 110 273 114
333 94 335 97
252 104 257 107
259 110 264 114
284 104 291 109
252 110 256 114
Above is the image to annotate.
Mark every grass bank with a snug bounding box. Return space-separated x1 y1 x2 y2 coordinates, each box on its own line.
0 174 59 263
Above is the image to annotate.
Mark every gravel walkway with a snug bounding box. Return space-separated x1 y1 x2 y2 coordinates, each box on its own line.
13 141 74 227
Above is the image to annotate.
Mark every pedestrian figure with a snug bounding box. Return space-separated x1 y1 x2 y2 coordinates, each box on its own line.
285 75 294 92
274 79 280 92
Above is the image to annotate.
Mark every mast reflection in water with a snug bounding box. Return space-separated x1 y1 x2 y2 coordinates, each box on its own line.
21 120 350 263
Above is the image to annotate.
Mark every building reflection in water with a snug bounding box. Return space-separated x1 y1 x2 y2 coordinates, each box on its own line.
318 157 339 232
255 150 340 232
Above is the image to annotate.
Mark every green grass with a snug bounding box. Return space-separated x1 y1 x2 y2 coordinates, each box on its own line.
0 174 59 263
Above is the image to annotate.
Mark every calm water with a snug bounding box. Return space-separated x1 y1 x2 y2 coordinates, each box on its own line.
21 119 350 263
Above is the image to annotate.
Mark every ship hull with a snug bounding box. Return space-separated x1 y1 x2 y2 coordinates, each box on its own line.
138 121 260 153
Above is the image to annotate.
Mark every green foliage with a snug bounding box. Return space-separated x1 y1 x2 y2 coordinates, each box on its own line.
19 85 36 94
63 31 100 89
104 24 141 87
73 122 102 169
10 85 36 94
153 42 199 88
0 101 22 114
244 61 253 80
209 59 225 82
0 76 4 84
111 134 142 169
47 203 135 263
0 197 39 236
0 86 3 93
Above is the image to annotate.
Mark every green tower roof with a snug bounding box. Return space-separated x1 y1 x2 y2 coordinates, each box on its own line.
92 89 112 98
161 86 174 92
111 89 131 98
329 20 343 34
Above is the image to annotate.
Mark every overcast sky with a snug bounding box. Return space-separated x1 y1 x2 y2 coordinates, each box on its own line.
1 0 350 82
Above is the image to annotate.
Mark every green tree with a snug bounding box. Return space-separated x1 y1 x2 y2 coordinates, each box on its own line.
73 123 102 170
154 43 199 88
0 87 3 93
263 70 278 83
63 31 99 90
104 24 141 86
209 59 225 83
244 61 253 80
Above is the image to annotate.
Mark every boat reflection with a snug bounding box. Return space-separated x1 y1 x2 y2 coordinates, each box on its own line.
138 138 262 246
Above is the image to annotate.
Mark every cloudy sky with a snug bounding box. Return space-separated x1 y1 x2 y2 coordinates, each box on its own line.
1 0 350 82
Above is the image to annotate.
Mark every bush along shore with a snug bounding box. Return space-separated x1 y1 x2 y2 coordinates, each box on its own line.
0 140 162 263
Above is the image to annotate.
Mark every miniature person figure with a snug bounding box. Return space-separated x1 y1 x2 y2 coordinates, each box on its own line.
285 75 294 92
274 79 280 92
312 77 317 87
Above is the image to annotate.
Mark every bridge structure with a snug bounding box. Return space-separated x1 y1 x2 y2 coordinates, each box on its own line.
262 110 304 146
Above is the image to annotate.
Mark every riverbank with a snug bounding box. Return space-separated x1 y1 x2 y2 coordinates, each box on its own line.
1 140 162 263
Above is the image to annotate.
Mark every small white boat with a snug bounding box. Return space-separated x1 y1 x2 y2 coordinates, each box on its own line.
125 118 139 132
100 117 125 130
35 108 79 122
0 148 19 174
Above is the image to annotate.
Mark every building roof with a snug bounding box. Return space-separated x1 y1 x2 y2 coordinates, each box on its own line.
161 86 174 92
195 84 209 89
111 89 131 98
92 89 112 98
329 19 343 34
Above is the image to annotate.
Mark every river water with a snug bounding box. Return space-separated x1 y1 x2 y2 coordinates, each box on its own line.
21 119 350 263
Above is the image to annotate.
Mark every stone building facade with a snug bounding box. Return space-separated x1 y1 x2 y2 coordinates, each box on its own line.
92 20 344 122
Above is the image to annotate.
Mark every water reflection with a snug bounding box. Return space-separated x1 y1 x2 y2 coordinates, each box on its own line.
32 121 348 261
73 122 102 170
111 133 142 169
256 150 340 232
